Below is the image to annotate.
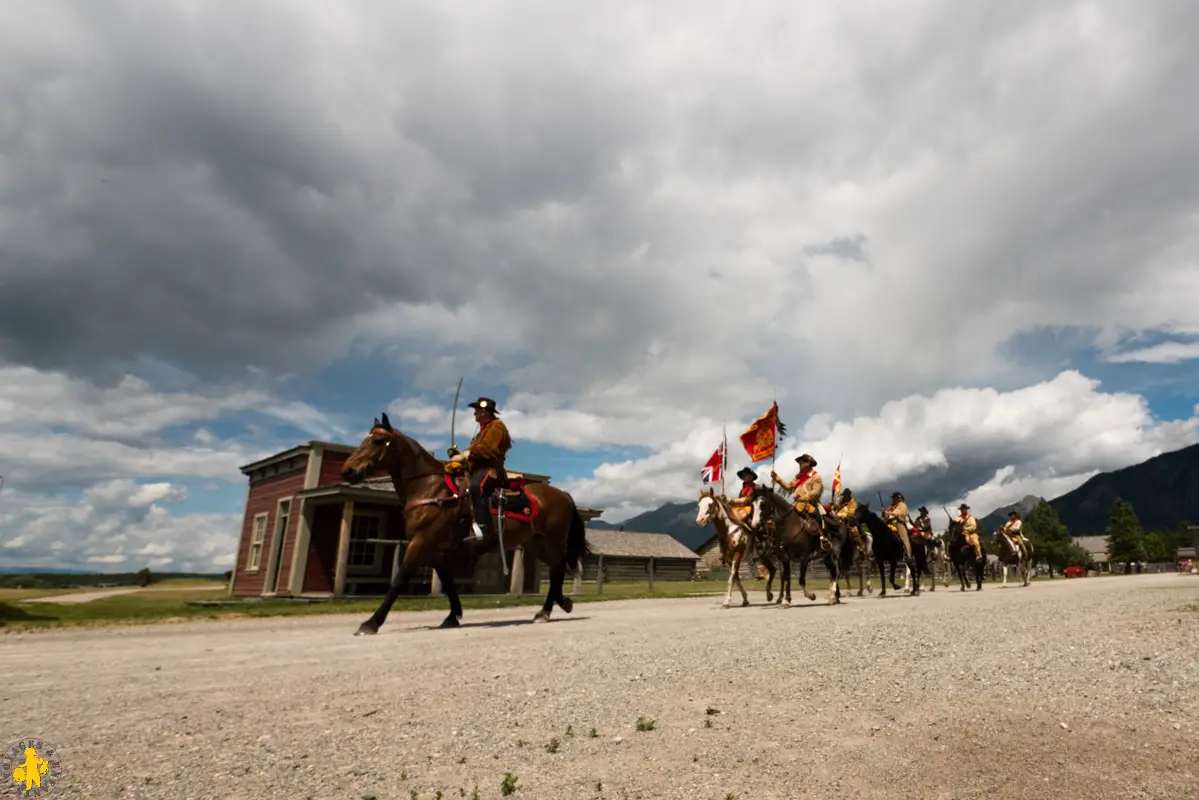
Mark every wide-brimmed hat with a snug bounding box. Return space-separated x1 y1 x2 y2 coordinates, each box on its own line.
1008 510 1020 518
468 397 499 414
891 491 904 501
959 503 970 511
918 506 929 513
736 467 758 482
796 453 817 467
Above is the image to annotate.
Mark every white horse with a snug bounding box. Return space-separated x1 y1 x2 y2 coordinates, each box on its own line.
993 528 1034 587
696 488 758 608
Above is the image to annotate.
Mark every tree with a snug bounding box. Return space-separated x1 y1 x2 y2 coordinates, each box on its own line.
1025 500 1073 577
136 567 153 588
1060 541 1094 570
1143 532 1172 563
1105 497 1147 574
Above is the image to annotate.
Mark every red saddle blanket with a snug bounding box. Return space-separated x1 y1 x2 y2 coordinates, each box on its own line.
444 475 539 523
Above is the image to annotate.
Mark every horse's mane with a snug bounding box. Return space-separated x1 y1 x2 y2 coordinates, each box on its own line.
383 425 447 475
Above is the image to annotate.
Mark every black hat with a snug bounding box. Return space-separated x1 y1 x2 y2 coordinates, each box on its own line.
796 453 817 467
841 488 853 497
918 506 928 513
1008 510 1020 518
468 397 499 414
959 503 970 511
891 491 904 501
736 467 758 482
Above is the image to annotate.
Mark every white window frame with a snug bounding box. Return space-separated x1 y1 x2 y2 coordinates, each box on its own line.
347 511 387 574
245 512 269 574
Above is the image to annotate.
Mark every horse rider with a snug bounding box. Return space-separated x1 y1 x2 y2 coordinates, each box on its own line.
726 466 760 529
882 491 914 560
958 503 983 561
446 397 511 544
913 506 933 540
771 454 824 521
833 487 865 550
1001 510 1030 553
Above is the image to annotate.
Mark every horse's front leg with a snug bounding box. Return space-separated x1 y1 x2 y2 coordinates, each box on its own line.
722 552 738 608
734 550 750 606
356 536 435 635
799 555 816 602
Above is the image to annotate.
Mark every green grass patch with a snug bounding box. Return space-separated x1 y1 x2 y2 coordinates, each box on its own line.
0 577 847 631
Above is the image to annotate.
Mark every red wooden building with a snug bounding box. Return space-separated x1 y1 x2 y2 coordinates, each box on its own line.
228 440 603 598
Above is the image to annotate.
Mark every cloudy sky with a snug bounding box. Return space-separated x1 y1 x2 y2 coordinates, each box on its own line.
3 1 1198 572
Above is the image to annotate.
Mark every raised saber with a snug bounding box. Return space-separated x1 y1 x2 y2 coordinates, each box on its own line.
449 376 463 454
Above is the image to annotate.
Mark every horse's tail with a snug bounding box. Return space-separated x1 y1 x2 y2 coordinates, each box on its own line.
564 495 591 574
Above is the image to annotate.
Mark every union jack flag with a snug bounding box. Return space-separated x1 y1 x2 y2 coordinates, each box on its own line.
701 442 725 484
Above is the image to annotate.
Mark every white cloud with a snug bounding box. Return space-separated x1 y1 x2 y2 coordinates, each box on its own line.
563 371 1199 526
0 363 328 572
1104 340 1199 364
0 484 239 573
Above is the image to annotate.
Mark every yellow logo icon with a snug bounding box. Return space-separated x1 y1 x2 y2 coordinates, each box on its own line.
3 739 61 797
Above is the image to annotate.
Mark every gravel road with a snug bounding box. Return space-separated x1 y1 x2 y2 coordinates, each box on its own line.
2 573 1196 800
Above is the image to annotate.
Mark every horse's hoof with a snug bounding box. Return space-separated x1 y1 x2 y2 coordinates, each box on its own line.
781 601 791 608
354 622 378 636
721 602 730 609
438 615 460 629
533 611 550 623
559 597 573 614
740 599 750 607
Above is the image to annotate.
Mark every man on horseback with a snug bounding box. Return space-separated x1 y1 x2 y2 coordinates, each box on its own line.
446 397 511 545
725 466 760 529
771 454 824 516
913 506 933 540
882 491 914 560
833 487 865 550
1001 511 1030 554
958 503 983 561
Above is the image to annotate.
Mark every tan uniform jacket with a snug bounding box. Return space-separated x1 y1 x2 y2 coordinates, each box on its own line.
778 469 823 508
960 515 978 536
468 418 512 472
884 501 910 531
834 498 857 520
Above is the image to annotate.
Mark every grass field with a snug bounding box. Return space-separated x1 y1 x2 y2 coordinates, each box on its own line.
0 577 787 630
0 571 1086 631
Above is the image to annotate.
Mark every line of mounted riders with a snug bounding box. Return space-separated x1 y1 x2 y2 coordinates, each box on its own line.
696 454 1037 609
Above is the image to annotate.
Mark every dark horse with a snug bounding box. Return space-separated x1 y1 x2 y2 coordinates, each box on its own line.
851 503 922 597
945 518 984 591
751 487 857 605
341 413 590 633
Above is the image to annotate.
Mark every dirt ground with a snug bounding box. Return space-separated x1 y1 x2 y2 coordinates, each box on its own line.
1 573 1196 799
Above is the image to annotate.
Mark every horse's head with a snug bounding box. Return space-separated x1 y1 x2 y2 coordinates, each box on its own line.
341 412 400 484
696 488 717 525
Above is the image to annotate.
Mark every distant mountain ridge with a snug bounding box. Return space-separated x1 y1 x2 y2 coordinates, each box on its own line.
1049 442 1199 534
978 494 1045 533
590 444 1199 550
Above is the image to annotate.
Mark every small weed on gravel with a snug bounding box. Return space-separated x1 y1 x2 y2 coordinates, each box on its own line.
588 727 597 738
500 771 519 796
545 737 561 753
565 724 574 737
704 718 712 728
636 716 656 732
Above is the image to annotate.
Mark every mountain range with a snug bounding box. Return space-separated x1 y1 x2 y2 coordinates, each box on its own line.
590 443 1199 548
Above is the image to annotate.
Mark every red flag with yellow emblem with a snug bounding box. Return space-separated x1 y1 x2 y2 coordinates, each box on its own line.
738 402 786 463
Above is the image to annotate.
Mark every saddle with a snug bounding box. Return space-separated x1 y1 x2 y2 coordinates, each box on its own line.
443 473 538 523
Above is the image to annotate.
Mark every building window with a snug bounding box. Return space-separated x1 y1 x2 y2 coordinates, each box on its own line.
347 512 385 571
246 512 268 573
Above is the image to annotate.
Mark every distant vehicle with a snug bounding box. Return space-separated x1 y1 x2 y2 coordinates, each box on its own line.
1063 565 1086 578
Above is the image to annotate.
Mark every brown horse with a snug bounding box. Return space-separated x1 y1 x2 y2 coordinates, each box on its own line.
341 413 590 633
